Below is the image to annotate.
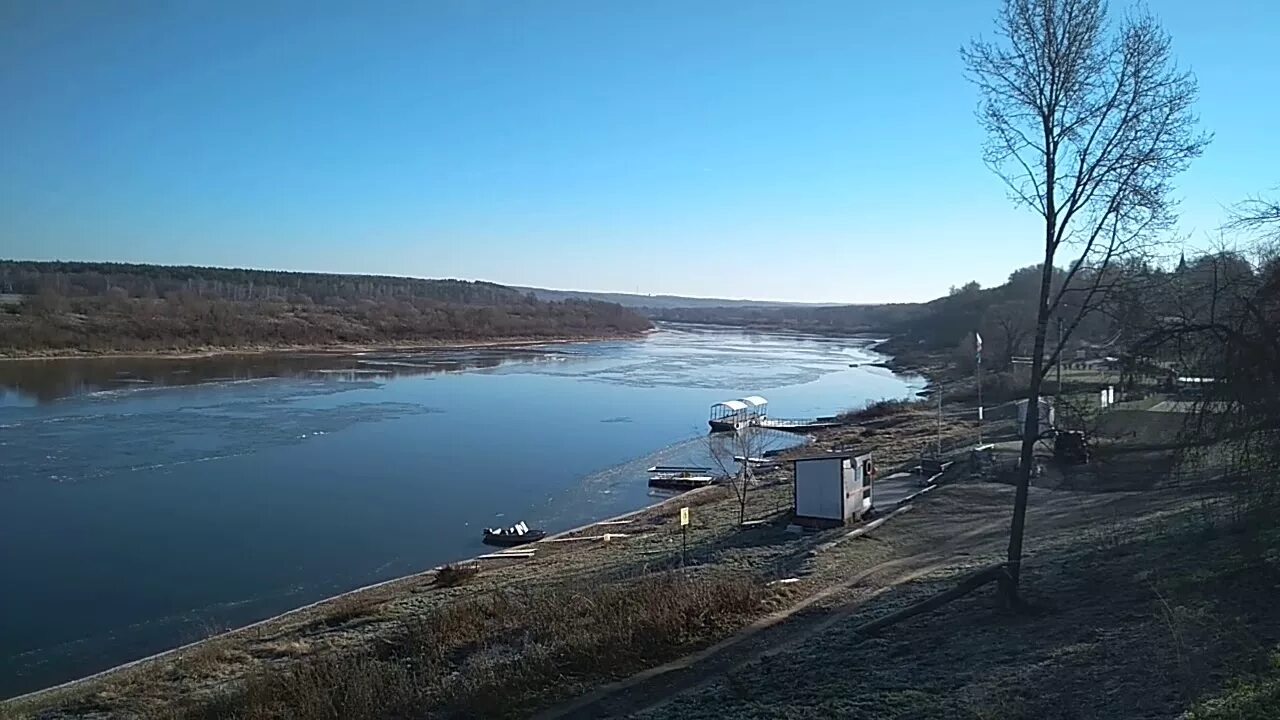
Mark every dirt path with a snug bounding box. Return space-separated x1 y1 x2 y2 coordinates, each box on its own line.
539 487 1178 720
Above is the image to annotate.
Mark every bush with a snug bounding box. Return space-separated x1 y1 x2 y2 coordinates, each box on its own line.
1186 654 1280 720
434 563 480 588
838 398 923 423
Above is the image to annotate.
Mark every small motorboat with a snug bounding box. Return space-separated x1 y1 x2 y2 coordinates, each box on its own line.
482 521 546 547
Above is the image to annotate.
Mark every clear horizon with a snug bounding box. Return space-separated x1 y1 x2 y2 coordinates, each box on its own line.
3 1 1277 303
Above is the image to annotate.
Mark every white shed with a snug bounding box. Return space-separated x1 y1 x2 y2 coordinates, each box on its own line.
791 450 874 528
1015 398 1055 438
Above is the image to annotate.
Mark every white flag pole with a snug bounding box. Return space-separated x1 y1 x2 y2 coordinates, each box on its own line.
975 331 983 446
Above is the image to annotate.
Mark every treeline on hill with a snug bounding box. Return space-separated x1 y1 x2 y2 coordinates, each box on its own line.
887 254 1276 374
643 265 1125 358
0 261 651 354
646 303 926 334
649 250 1276 397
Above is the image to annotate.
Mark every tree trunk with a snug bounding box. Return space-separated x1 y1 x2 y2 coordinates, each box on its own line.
1004 210 1057 606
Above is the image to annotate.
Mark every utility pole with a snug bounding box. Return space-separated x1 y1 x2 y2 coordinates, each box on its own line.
936 379 943 455
1056 317 1064 396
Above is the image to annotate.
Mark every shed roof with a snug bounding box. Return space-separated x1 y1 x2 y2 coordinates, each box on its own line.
790 449 869 462
1015 397 1055 407
741 396 768 407
712 400 750 412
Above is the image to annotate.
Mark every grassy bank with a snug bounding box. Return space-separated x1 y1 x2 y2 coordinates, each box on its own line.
182 571 762 720
639 485 1280 719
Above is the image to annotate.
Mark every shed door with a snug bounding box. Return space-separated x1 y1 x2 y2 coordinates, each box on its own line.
796 459 841 519
842 460 863 520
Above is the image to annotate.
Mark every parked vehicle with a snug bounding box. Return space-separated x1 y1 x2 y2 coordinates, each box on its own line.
1053 430 1090 465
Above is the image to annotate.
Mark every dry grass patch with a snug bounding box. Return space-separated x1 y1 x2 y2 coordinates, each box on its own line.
251 640 313 661
433 563 480 588
170 569 766 719
311 591 385 629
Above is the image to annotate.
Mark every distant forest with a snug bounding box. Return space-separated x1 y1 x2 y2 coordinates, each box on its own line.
646 303 924 334
0 261 651 354
647 252 1273 374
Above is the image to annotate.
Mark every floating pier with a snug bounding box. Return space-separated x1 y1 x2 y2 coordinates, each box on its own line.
709 396 842 433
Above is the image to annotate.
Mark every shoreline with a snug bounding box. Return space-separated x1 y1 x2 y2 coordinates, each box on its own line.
4 388 974 715
3 482 720 705
0 330 652 362
2 330 932 708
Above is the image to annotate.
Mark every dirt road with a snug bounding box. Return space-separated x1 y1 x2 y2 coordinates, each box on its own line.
540 483 1186 719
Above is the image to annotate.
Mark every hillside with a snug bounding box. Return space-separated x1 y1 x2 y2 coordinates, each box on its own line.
512 286 829 310
0 261 651 356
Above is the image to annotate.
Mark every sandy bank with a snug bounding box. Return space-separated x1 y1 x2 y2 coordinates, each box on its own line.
0 330 652 361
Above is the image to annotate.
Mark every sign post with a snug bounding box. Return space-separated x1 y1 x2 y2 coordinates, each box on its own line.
679 506 690 567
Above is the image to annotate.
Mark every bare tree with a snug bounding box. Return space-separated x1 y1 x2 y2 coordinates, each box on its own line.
706 427 765 525
984 300 1035 370
1136 205 1280 477
962 0 1209 604
1230 192 1280 257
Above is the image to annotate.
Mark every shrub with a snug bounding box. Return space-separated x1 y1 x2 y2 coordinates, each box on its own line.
838 398 923 423
434 563 480 588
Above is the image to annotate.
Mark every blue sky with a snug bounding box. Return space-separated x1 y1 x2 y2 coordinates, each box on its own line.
2 1 1276 303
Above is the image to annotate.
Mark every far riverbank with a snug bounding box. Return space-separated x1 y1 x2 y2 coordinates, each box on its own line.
0 330 651 361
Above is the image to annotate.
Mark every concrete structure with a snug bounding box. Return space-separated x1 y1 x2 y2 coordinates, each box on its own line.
791 450 874 528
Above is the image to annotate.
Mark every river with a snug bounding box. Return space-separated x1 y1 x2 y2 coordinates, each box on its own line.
0 324 922 698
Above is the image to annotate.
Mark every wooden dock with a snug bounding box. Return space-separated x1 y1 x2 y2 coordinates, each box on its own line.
754 417 843 432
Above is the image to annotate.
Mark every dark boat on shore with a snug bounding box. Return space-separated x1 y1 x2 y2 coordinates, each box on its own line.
482 521 546 546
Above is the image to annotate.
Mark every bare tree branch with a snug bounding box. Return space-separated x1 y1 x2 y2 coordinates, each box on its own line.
706 427 764 525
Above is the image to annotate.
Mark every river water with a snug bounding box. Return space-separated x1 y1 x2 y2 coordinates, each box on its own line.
0 324 922 697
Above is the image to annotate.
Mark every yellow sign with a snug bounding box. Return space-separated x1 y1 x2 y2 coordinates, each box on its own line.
679 507 690 527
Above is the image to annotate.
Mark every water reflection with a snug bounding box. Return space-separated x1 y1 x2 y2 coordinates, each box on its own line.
0 347 566 405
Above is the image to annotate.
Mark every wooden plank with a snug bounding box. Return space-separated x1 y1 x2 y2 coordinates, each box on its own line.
476 550 536 560
546 533 633 544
